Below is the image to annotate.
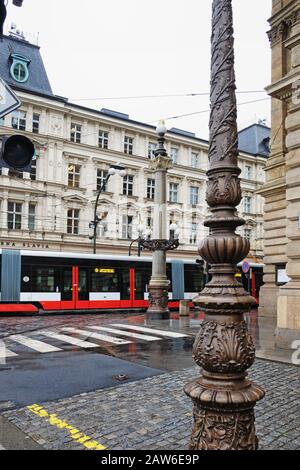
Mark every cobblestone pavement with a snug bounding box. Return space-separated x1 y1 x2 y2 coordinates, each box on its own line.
2 359 299 450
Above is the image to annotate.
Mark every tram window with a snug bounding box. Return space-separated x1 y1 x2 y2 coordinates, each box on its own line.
31 267 56 292
91 269 119 292
184 265 204 293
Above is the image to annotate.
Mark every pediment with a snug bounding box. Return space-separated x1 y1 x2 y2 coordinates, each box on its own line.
62 194 88 204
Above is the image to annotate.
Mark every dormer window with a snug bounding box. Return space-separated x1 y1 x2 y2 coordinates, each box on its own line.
10 54 30 83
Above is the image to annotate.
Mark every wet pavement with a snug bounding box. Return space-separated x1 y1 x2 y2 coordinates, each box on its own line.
0 309 298 450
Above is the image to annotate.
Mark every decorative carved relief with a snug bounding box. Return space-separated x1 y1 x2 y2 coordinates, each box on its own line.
148 289 169 310
193 320 255 373
140 239 179 252
206 174 242 207
267 9 300 45
189 406 258 451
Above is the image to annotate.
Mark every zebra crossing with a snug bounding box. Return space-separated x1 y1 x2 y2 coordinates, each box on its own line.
0 324 188 360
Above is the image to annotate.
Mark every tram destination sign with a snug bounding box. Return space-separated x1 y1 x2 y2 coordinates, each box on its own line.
0 77 21 119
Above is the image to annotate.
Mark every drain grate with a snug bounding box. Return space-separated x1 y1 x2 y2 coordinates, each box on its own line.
113 374 129 382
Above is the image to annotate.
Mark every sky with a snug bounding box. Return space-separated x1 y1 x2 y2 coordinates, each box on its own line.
5 0 272 140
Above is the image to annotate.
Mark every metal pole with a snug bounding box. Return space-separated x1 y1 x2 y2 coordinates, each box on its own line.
93 175 111 255
184 0 265 450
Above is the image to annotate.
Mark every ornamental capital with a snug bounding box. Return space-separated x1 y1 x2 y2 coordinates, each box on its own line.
149 155 173 171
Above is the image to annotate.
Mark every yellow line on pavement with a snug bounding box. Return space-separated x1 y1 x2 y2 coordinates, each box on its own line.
27 404 107 450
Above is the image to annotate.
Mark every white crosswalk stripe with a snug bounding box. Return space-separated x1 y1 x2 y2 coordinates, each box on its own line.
8 335 62 353
112 324 188 338
0 340 18 359
0 323 189 359
88 326 162 342
37 331 100 349
62 327 131 345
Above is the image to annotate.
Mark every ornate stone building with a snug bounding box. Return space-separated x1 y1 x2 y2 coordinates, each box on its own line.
259 0 300 348
0 30 267 265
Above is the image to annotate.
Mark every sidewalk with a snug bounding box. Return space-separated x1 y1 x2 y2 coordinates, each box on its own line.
2 359 299 451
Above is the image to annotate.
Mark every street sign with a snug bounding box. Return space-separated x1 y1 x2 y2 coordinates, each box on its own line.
0 77 21 119
242 261 250 274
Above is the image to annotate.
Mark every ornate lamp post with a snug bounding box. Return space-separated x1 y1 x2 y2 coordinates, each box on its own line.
139 121 179 319
184 0 265 450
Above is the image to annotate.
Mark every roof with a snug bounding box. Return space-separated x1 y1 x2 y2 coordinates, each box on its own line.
238 123 271 157
0 34 53 96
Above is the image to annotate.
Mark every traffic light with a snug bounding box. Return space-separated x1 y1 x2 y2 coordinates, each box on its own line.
0 135 35 172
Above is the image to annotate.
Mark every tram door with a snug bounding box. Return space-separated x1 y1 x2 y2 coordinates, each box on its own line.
61 267 75 309
61 266 89 309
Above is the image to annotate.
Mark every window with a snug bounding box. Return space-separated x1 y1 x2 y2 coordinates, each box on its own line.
8 202 22 230
170 148 178 164
99 130 109 149
0 116 4 126
190 186 199 205
28 204 36 231
32 113 40 134
124 136 134 155
244 229 252 240
190 223 198 245
123 175 134 196
121 215 133 239
10 55 30 83
12 110 26 131
97 169 108 191
68 164 81 188
32 268 55 293
30 158 37 180
191 152 199 169
245 165 252 179
70 123 82 143
244 196 252 214
91 269 119 292
67 209 80 235
169 183 179 203
147 178 155 200
148 142 156 159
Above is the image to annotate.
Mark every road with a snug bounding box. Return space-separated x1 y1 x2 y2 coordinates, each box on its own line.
0 312 195 409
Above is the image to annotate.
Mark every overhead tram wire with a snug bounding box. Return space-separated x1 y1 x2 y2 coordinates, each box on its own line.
150 97 271 123
64 96 271 142
70 90 267 102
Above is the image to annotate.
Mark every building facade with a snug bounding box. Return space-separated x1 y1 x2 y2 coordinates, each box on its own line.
0 32 267 265
258 0 300 348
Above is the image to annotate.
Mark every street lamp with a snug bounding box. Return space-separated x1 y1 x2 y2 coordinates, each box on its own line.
90 165 126 255
184 0 265 450
137 121 179 319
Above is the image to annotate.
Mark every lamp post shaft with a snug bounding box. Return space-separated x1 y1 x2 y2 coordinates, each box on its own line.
184 0 265 450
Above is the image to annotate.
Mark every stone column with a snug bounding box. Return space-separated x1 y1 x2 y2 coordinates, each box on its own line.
184 0 264 450
146 154 172 319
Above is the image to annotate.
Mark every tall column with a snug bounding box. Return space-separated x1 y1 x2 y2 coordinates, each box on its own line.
140 123 179 319
147 143 172 319
184 0 264 450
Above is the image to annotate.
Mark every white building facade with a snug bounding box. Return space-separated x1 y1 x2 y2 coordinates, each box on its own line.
0 33 267 263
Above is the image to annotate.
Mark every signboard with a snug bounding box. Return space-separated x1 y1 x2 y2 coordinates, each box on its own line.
0 77 21 119
242 261 250 274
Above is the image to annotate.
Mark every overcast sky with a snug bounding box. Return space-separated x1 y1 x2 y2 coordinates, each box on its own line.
6 0 272 139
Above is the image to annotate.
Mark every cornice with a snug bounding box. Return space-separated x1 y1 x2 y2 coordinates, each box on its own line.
267 7 300 46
